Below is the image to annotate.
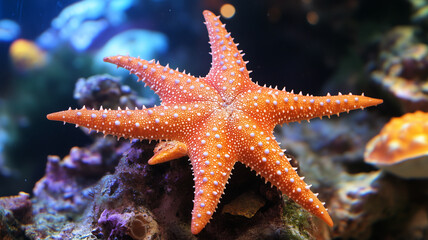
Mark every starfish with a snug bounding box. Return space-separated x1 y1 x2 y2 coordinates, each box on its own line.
47 10 383 234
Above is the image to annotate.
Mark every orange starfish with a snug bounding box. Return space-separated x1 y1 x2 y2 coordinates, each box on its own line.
47 10 383 234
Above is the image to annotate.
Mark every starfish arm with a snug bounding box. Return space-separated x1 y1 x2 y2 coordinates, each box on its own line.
103 56 221 104
202 10 257 103
232 87 383 127
229 111 334 227
185 110 237 234
47 102 218 141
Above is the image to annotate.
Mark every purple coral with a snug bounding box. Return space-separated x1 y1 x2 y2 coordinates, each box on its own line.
97 209 160 240
97 210 132 239
74 74 151 110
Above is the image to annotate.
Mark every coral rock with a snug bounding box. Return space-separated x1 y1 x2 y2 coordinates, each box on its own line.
97 208 160 240
74 74 149 110
222 191 266 218
371 26 428 112
0 192 32 224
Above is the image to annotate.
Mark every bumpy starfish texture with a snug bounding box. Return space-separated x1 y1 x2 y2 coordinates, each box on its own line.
47 10 383 234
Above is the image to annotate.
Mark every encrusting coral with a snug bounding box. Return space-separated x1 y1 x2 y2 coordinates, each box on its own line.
0 191 32 239
47 10 382 234
74 74 151 110
365 111 428 178
97 208 160 240
371 26 428 112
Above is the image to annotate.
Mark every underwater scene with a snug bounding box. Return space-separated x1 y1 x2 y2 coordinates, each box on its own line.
0 0 427 239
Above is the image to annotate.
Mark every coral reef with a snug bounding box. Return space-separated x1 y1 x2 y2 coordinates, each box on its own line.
1 0 169 196
22 141 161 239
0 209 27 240
0 192 32 223
279 111 428 239
15 139 321 239
371 26 428 112
46 9 385 234
98 142 322 240
0 192 32 240
4 1 428 238
1 72 331 239
96 208 160 240
25 138 130 238
329 171 411 239
3 74 425 239
74 74 152 110
278 111 385 177
330 171 383 239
